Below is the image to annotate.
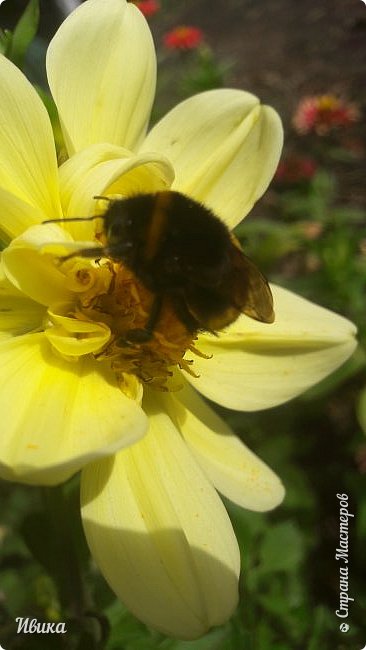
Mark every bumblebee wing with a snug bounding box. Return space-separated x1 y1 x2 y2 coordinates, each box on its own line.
230 246 275 323
182 242 274 332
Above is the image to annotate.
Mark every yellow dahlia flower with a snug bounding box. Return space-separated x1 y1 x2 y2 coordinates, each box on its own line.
0 0 357 639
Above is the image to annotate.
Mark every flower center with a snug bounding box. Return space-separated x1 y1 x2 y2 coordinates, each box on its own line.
64 258 200 391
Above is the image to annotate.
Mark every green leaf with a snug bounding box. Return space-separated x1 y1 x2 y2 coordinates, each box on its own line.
34 84 66 155
255 578 291 617
161 625 233 650
357 385 366 434
104 600 155 650
180 47 232 95
0 28 12 55
355 493 366 544
255 622 274 650
332 206 366 224
307 606 334 650
225 500 267 568
257 521 305 573
7 0 40 69
311 170 335 201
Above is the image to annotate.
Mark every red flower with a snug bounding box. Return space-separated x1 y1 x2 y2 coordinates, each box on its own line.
163 25 204 50
293 95 360 135
275 155 317 184
133 0 160 18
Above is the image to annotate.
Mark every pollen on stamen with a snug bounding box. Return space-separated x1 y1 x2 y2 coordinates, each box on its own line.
77 262 202 391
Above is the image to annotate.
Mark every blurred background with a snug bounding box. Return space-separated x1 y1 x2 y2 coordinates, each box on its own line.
1 1 366 648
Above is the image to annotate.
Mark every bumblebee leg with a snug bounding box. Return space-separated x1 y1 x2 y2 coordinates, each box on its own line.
59 247 104 262
170 294 200 333
125 294 163 343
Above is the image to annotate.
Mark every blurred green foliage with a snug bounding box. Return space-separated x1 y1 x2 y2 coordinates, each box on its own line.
0 0 39 68
0 1 365 649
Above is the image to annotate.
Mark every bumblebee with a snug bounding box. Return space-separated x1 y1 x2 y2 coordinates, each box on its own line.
53 191 274 341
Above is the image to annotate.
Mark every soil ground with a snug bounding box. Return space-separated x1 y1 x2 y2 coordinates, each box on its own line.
3 0 366 120
160 0 366 122
158 0 366 206
2 0 365 204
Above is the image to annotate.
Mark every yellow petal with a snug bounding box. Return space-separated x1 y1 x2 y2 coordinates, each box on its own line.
59 144 174 241
0 254 25 296
140 89 283 228
163 382 284 511
0 333 147 485
47 0 156 154
2 224 76 305
0 54 62 219
81 391 239 639
45 303 111 356
0 257 45 339
0 294 45 340
0 187 49 243
185 285 357 411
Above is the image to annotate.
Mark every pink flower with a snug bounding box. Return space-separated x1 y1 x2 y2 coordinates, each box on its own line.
293 95 360 135
163 25 204 50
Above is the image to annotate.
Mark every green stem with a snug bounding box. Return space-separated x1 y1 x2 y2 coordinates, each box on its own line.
41 484 110 648
41 484 87 618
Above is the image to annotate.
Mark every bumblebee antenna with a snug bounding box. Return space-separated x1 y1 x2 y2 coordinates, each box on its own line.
43 215 103 225
43 195 113 225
